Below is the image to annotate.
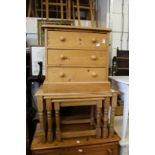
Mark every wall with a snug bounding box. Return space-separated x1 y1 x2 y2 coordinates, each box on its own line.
96 0 109 28
111 0 129 57
96 0 129 65
26 17 39 46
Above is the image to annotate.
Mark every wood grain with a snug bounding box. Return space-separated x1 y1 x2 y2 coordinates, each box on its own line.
42 82 111 93
102 97 110 138
36 96 46 143
47 30 107 50
46 99 53 142
54 102 61 141
47 50 108 67
47 67 107 82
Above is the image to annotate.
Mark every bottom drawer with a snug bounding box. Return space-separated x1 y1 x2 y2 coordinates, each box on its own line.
47 67 107 82
32 142 119 155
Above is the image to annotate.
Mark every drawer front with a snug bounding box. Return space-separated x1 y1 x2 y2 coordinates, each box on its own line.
47 67 107 82
32 143 118 155
47 31 108 49
47 50 107 67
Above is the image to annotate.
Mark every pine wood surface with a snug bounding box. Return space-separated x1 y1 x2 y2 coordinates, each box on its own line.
31 129 120 155
47 30 108 50
42 25 112 32
35 82 112 95
34 90 118 143
35 84 118 97
44 25 110 89
61 114 91 125
47 67 107 82
53 98 103 141
47 50 108 67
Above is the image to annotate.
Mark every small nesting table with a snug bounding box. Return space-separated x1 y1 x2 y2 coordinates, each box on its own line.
35 85 118 143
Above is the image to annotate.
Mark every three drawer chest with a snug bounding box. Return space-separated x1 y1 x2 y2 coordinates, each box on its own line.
43 25 111 92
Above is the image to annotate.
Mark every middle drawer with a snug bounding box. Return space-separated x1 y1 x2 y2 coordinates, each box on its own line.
47 67 107 82
47 50 107 67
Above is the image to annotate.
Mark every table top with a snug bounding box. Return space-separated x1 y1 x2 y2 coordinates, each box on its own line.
109 76 129 85
35 84 118 97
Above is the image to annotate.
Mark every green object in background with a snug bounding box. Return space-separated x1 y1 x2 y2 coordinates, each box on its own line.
37 20 42 46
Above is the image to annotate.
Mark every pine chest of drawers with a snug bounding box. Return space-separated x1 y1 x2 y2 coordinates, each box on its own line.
42 25 111 93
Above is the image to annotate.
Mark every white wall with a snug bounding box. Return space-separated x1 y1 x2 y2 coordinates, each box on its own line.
96 0 129 65
96 0 109 27
26 17 39 46
111 0 129 58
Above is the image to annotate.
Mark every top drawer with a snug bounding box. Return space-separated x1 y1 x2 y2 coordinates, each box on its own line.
47 31 108 50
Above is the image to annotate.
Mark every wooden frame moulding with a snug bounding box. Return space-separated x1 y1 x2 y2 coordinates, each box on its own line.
89 0 95 27
46 0 49 19
67 0 71 19
76 0 81 26
60 0 64 19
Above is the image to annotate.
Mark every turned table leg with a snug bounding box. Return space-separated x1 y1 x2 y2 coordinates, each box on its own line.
102 97 110 138
54 102 61 141
109 91 117 137
96 100 102 138
36 96 46 143
90 106 95 126
46 99 53 143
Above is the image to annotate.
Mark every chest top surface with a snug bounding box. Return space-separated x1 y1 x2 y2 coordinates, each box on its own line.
42 25 112 32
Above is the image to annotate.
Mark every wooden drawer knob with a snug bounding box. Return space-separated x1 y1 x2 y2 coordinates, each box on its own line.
60 36 66 41
92 38 97 43
60 55 67 60
91 55 97 60
91 72 97 77
78 149 83 153
59 72 65 78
